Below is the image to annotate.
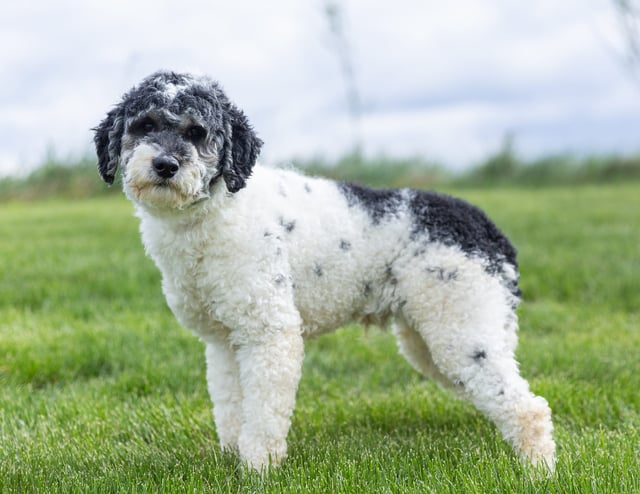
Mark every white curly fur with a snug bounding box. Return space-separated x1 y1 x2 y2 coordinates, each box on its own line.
96 72 555 473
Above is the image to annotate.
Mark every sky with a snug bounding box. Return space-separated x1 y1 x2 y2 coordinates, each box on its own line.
0 0 639 176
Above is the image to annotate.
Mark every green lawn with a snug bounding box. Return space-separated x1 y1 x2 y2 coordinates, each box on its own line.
1 185 638 493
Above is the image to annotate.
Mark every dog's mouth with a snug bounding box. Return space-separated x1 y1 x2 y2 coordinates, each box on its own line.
129 175 174 192
125 168 213 211
152 178 173 188
125 171 174 195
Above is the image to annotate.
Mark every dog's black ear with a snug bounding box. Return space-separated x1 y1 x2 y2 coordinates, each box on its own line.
93 105 125 185
221 103 263 193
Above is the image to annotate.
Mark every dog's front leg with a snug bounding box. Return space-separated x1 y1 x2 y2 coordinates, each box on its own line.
203 333 243 452
234 326 304 470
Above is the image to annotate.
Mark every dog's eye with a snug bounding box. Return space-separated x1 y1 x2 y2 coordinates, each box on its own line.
185 125 207 142
131 118 157 136
142 121 156 133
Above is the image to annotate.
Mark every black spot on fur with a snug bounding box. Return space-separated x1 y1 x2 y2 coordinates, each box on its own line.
304 183 312 193
264 231 272 237
339 239 352 251
385 264 393 277
279 217 296 233
385 264 398 285
506 278 522 299
425 266 458 282
313 263 323 277
274 274 286 285
472 350 487 362
337 182 403 225
363 282 372 296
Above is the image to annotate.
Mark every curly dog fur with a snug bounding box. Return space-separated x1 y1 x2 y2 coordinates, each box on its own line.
94 70 555 472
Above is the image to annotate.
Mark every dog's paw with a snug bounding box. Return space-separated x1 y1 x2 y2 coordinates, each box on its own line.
239 434 287 471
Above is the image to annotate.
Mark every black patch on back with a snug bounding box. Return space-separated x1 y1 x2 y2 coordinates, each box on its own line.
339 239 351 251
337 182 403 225
409 190 518 275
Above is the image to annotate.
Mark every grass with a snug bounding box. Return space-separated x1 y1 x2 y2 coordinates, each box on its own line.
1 185 639 493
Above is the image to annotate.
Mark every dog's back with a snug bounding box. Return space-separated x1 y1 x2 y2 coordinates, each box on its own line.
219 166 520 337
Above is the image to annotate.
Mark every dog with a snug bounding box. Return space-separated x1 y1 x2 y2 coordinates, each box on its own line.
94 70 555 472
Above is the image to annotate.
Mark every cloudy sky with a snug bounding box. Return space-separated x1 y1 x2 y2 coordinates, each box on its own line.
0 0 638 176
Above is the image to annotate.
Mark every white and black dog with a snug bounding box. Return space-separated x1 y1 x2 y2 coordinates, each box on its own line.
94 71 555 472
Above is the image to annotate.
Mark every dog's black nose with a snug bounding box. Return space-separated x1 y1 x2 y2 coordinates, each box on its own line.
152 155 180 179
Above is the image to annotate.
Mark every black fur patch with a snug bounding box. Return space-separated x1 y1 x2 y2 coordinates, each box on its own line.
408 190 518 274
338 182 516 273
337 182 520 297
313 263 323 277
506 278 522 299
337 182 403 225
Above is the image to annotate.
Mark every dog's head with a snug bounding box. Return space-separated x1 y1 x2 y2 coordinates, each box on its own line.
93 71 262 210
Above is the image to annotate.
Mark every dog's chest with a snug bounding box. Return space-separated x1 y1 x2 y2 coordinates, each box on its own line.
141 218 232 334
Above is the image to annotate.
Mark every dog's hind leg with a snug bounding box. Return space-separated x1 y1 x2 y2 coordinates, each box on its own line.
400 269 555 472
445 340 555 472
392 317 451 387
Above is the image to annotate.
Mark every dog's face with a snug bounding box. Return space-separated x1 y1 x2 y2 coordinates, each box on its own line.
94 71 262 210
